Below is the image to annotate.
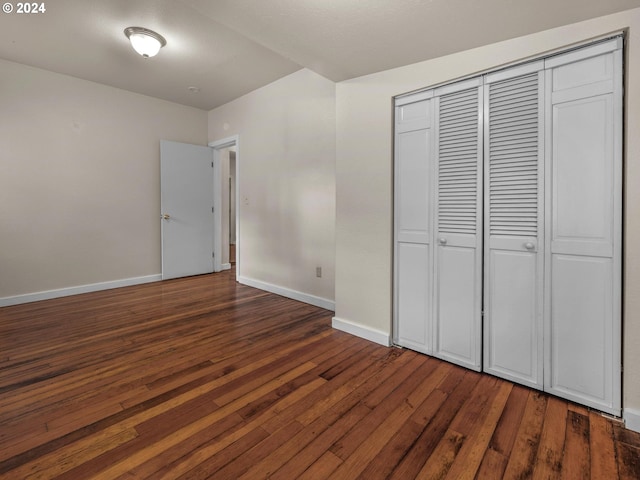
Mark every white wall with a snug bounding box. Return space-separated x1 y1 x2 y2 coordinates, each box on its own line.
208 68 336 307
334 9 640 423
0 59 208 301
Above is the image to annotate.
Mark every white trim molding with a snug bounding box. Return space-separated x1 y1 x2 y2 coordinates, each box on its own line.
331 316 392 347
221 263 232 271
624 408 640 433
0 274 162 307
238 276 335 311
208 135 240 150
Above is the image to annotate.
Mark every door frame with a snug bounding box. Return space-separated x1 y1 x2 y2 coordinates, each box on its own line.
210 135 240 279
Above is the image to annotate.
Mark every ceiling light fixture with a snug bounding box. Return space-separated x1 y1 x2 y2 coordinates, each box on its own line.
124 27 166 58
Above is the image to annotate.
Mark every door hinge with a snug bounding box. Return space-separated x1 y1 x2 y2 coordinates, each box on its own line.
212 252 215 258
211 161 214 168
212 206 214 213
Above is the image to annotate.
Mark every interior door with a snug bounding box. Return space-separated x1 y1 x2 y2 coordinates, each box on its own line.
160 140 215 280
483 63 545 389
394 92 434 354
544 40 622 415
433 79 483 371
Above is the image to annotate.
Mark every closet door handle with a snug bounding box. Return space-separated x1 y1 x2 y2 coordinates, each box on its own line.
439 237 447 245
524 242 535 250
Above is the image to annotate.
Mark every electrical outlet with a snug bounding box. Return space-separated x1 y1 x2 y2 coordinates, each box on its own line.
316 267 322 278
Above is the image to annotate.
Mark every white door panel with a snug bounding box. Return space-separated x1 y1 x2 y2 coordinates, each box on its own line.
551 52 614 92
161 140 214 280
552 96 613 247
545 45 621 415
397 243 431 353
435 244 479 368
433 85 483 371
483 68 544 388
396 99 432 134
394 98 433 351
396 129 431 244
486 249 540 386
549 255 613 406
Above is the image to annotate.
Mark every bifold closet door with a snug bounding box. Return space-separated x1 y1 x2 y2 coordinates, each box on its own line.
544 39 622 415
433 79 483 371
393 39 622 415
483 63 545 389
393 93 434 354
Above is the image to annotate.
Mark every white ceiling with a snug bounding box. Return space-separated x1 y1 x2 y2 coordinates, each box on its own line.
1 0 639 110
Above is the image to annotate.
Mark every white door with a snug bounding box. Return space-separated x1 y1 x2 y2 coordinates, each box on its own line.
160 140 215 280
483 62 545 389
544 40 622 415
394 92 434 354
433 79 483 371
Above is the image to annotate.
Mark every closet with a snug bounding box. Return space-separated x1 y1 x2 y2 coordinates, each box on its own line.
393 38 622 415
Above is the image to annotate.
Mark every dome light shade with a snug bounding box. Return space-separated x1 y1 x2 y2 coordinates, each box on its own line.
124 27 166 58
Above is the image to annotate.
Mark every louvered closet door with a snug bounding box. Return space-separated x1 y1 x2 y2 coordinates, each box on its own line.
394 93 434 354
433 79 483 371
483 63 545 389
544 39 622 415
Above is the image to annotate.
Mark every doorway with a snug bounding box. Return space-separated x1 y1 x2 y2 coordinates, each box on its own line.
210 136 240 280
229 151 236 266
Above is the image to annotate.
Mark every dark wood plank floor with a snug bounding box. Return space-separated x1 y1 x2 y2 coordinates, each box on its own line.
1 269 639 479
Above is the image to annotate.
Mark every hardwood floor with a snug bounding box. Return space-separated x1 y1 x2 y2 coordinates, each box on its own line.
0 269 639 479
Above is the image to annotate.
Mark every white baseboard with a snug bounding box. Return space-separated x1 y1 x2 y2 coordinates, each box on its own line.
624 408 640 433
237 276 335 311
0 274 163 307
331 316 391 347
221 263 232 271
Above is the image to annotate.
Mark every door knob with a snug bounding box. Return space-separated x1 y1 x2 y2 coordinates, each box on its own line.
161 214 171 220
439 238 447 245
524 242 534 250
